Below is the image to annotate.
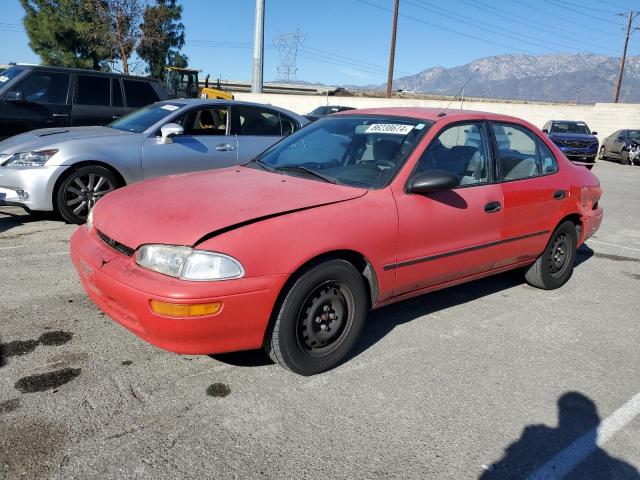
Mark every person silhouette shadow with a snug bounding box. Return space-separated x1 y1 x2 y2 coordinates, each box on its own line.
480 391 640 479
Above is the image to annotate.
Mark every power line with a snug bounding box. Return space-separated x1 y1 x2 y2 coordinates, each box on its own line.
458 0 618 54
355 0 538 55
556 0 619 14
544 0 625 26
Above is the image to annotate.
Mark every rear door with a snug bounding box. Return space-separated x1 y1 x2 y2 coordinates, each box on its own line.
71 74 114 126
232 105 287 161
393 121 504 295
141 104 238 179
490 122 569 268
0 70 71 137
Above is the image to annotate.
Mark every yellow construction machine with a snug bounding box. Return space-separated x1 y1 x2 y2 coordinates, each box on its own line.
165 67 234 100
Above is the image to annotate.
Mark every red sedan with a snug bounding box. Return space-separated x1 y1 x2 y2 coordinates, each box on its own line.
70 108 603 375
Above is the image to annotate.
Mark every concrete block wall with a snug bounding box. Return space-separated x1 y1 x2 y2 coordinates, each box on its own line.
234 92 640 142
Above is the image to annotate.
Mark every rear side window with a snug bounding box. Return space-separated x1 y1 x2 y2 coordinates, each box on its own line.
76 75 110 106
492 123 557 180
414 122 491 186
123 80 160 108
15 71 70 104
112 79 124 107
237 106 282 136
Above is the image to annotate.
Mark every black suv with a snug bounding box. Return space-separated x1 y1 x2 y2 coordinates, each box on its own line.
0 65 168 139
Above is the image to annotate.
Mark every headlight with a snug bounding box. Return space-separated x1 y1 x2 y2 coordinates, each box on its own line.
2 149 59 167
135 245 244 281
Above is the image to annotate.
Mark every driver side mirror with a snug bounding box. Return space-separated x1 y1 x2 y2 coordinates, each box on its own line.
5 91 24 103
407 170 459 194
160 123 184 144
591 131 598 136
542 129 549 134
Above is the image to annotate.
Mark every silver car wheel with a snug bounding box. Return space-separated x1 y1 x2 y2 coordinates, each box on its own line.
64 173 115 219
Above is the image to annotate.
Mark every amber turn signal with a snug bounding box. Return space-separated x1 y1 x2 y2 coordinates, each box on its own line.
150 300 222 317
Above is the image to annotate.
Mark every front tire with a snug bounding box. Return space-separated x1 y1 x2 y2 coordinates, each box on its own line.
265 259 368 375
55 165 120 224
620 150 631 165
524 221 577 290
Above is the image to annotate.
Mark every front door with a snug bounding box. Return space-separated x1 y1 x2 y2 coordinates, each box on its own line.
0 70 71 138
392 121 504 296
141 105 238 179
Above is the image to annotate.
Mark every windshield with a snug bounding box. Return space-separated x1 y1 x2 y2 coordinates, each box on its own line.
108 102 185 133
628 130 640 141
252 116 432 189
0 66 25 91
310 106 332 116
550 122 591 135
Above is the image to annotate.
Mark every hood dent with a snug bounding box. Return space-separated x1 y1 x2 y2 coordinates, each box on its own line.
192 195 365 247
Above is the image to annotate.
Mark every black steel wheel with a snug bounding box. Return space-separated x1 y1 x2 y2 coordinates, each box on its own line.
524 221 577 290
56 165 120 224
265 259 368 375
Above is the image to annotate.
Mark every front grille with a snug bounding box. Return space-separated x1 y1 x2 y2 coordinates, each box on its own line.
560 139 593 148
97 230 135 257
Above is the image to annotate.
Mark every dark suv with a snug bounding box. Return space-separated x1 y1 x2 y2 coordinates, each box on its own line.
0 65 168 139
542 120 599 163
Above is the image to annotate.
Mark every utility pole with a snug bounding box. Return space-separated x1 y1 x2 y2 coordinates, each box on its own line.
251 0 265 94
386 0 399 98
614 10 638 103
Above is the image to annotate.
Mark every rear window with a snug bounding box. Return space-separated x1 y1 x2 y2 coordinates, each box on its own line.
123 80 160 108
76 75 110 106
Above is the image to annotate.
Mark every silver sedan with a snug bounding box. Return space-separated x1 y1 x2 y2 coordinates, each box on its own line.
0 99 308 223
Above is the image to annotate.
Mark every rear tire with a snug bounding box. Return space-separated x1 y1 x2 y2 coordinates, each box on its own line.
265 259 368 375
524 221 577 290
55 165 121 224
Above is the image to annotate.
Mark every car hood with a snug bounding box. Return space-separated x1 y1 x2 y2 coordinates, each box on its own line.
548 132 597 142
93 166 368 249
0 126 133 154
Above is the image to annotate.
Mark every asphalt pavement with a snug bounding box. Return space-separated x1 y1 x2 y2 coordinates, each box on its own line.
1 159 639 479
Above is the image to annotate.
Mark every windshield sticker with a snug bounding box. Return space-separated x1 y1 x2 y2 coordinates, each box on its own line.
0 76 9 83
161 104 180 111
364 124 414 135
415 123 426 130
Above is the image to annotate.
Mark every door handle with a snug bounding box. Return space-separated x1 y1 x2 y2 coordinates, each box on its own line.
484 201 501 213
51 113 69 118
215 143 235 152
112 115 121 120
553 190 566 200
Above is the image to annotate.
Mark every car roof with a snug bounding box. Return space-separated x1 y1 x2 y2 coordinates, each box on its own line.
550 120 587 124
156 98 307 119
335 107 529 124
12 64 161 82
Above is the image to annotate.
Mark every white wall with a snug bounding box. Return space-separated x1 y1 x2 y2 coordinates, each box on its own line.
234 92 640 141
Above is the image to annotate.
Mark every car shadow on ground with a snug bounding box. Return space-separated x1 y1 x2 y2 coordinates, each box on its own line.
479 391 640 479
212 245 596 370
0 208 58 235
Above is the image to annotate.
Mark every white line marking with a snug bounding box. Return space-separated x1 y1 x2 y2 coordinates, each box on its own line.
528 391 640 479
589 240 640 253
0 244 27 250
0 251 68 261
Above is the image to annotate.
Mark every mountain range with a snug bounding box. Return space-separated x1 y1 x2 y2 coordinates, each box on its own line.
375 54 640 103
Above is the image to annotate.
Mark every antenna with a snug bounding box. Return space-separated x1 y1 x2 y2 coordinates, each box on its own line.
273 30 305 82
442 68 479 113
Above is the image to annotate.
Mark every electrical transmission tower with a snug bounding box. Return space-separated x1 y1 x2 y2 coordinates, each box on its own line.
273 30 305 82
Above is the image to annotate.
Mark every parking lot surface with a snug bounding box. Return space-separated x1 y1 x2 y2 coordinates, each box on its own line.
1 160 639 479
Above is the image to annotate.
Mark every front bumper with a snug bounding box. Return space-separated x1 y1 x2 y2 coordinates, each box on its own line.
0 165 67 211
70 226 288 355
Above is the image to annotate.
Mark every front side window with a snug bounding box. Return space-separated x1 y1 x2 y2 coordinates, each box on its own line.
123 80 160 108
76 75 110 106
413 122 491 186
254 116 431 189
180 107 229 136
15 71 70 104
238 107 282 136
108 102 184 133
492 123 557 180
0 66 26 90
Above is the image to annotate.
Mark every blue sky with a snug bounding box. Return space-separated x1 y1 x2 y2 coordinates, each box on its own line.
1 0 638 85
